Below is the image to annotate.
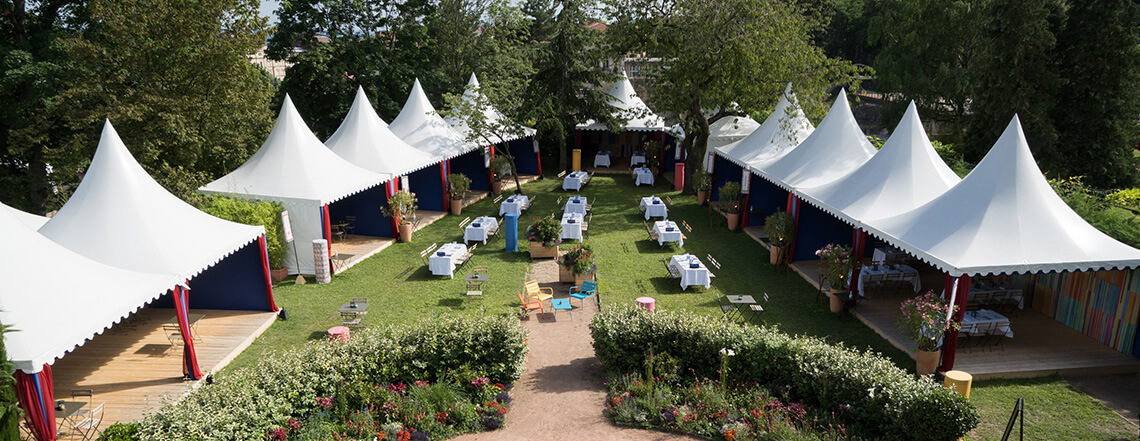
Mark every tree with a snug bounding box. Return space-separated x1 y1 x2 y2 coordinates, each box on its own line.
603 0 859 193
1051 0 1140 188
0 320 18 440
965 0 1065 166
868 0 987 142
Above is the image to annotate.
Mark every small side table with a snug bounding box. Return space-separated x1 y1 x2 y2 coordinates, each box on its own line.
550 298 572 321
327 326 350 342
636 296 656 313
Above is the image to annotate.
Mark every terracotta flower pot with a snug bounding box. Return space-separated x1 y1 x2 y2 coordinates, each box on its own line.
491 180 503 195
696 190 708 206
398 221 413 242
829 289 848 313
450 199 463 215
725 212 740 231
270 268 289 283
769 245 784 265
529 241 559 258
916 349 941 376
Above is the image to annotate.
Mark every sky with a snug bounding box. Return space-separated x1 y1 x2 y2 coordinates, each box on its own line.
260 0 279 24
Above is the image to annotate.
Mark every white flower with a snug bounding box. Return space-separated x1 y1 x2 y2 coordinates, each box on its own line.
720 348 735 357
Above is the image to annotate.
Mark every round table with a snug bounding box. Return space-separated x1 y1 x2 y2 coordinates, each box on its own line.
327 326 350 342
636 296 656 313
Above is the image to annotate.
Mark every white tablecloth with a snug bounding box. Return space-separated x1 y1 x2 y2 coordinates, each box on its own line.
639 196 668 220
670 254 710 289
961 309 1014 338
594 152 611 167
654 221 684 247
630 152 646 167
633 167 655 186
561 213 584 241
429 243 468 278
872 247 908 264
564 197 588 215
463 216 499 245
499 195 530 216
857 264 921 294
562 171 590 191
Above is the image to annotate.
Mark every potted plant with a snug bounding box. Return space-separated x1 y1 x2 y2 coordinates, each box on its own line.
556 242 596 285
692 168 712 205
381 190 418 242
763 210 795 265
526 216 562 258
447 173 471 215
490 155 511 196
718 181 742 230
816 243 857 313
268 237 288 282
898 291 960 375
645 141 665 175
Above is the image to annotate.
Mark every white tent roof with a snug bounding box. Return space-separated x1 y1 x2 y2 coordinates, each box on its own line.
797 102 960 225
752 89 876 190
201 94 389 205
577 71 665 131
446 73 536 144
327 86 438 176
714 85 815 168
706 115 760 150
389 78 477 160
864 116 1140 277
40 120 266 279
1 204 48 229
2 202 178 373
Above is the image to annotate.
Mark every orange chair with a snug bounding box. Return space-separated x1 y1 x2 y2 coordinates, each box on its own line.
524 280 554 302
517 291 545 318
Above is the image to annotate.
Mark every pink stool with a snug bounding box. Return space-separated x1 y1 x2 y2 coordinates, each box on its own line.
636 297 656 313
327 326 350 342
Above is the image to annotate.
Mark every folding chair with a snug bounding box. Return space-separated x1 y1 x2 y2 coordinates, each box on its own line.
956 323 978 353
718 293 740 321
465 280 484 299
458 216 472 229
70 402 104 441
162 324 184 348
343 216 357 235
705 254 721 278
681 220 692 240
341 311 365 327
967 291 991 311
862 273 885 297
644 220 659 242
419 243 440 266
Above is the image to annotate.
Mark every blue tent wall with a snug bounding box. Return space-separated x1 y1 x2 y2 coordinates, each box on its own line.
409 164 446 211
453 149 491 191
792 202 855 261
152 241 270 310
662 133 679 169
711 154 741 202
329 185 391 237
508 137 539 175
748 174 788 226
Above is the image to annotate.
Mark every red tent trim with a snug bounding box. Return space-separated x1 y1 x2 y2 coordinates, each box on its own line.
257 234 279 311
16 365 56 441
173 284 203 380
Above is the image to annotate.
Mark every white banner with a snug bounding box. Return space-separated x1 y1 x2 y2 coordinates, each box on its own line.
281 210 294 243
533 138 540 153
741 169 751 194
401 175 410 192
705 152 715 173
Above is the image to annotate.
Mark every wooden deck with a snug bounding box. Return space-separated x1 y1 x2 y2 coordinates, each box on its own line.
50 307 277 428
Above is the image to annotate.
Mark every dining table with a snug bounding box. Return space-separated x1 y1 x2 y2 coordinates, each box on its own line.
564 196 588 215
630 151 647 167
968 283 1025 309
338 301 369 314
632 167 655 186
639 196 668 220
463 216 499 245
561 213 584 241
857 264 921 295
562 171 590 191
652 220 684 247
961 309 1014 338
499 194 530 216
670 254 711 290
593 151 611 168
428 242 468 278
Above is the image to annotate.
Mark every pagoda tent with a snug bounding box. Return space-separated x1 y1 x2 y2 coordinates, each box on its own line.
2 202 179 441
446 73 542 176
706 115 760 151
390 78 491 195
862 116 1140 369
710 85 814 226
327 86 444 226
201 95 390 275
575 71 673 171
1 203 48 229
795 102 960 290
751 90 877 260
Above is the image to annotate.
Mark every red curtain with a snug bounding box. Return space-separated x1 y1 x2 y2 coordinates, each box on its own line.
534 136 543 175
440 160 450 208
849 228 867 292
385 181 399 237
257 234 280 311
785 192 801 265
15 364 56 441
320 204 332 259
173 285 204 380
487 145 495 189
939 274 972 372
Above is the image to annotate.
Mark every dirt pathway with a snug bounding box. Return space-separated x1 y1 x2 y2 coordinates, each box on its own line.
451 258 697 441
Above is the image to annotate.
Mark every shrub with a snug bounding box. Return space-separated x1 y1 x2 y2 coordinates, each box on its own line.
526 215 562 247
718 182 742 214
140 315 528 440
763 210 795 249
96 422 140 441
556 242 596 274
195 195 286 269
448 173 471 200
816 244 856 291
692 168 712 192
590 305 979 441
382 190 418 224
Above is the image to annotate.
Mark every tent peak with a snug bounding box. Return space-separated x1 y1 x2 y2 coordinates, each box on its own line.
467 73 479 87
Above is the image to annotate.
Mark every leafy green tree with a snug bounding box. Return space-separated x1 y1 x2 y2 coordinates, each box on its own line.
965 0 1065 166
0 320 18 440
1051 0 1140 188
869 0 987 142
603 0 859 193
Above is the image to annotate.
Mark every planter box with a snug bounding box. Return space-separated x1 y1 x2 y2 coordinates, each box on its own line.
529 241 559 259
559 264 574 283
574 272 596 287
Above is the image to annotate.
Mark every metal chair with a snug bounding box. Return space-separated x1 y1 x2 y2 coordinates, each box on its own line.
70 402 104 441
524 280 553 302
569 279 598 310
341 311 364 327
343 216 356 235
517 291 545 319
162 324 184 348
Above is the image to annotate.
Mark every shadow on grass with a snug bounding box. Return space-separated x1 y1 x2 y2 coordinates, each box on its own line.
307 331 328 341
437 298 465 309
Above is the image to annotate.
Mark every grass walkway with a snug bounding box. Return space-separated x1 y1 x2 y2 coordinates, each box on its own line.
223 174 1138 440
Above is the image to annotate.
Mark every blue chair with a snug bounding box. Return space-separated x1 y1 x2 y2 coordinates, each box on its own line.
570 279 598 310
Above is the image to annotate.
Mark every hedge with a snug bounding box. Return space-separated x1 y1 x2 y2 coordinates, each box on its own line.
590 305 978 441
195 195 287 269
140 315 528 440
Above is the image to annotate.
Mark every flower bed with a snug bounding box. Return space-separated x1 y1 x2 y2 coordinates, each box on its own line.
591 305 978 441
139 315 528 440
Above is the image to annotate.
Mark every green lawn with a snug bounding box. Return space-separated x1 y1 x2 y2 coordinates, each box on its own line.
223 173 1137 440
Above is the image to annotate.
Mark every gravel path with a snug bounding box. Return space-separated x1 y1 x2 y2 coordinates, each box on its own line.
451 257 698 441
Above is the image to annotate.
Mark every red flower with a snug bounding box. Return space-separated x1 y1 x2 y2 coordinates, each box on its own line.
397 430 412 441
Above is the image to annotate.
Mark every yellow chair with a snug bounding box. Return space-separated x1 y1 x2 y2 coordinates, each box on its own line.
524 280 553 302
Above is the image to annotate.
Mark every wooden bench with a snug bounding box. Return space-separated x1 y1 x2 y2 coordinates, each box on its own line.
419 243 440 266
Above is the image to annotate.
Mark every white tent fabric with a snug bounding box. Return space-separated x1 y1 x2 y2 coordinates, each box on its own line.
40 120 266 280
752 89 876 190
201 95 389 274
797 101 960 226
1 203 48 229
2 202 178 373
706 115 760 150
327 86 438 176
446 73 536 145
863 116 1140 277
577 71 665 131
389 78 477 160
714 85 815 168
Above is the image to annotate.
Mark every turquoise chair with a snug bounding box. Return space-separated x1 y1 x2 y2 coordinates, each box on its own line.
569 279 598 309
